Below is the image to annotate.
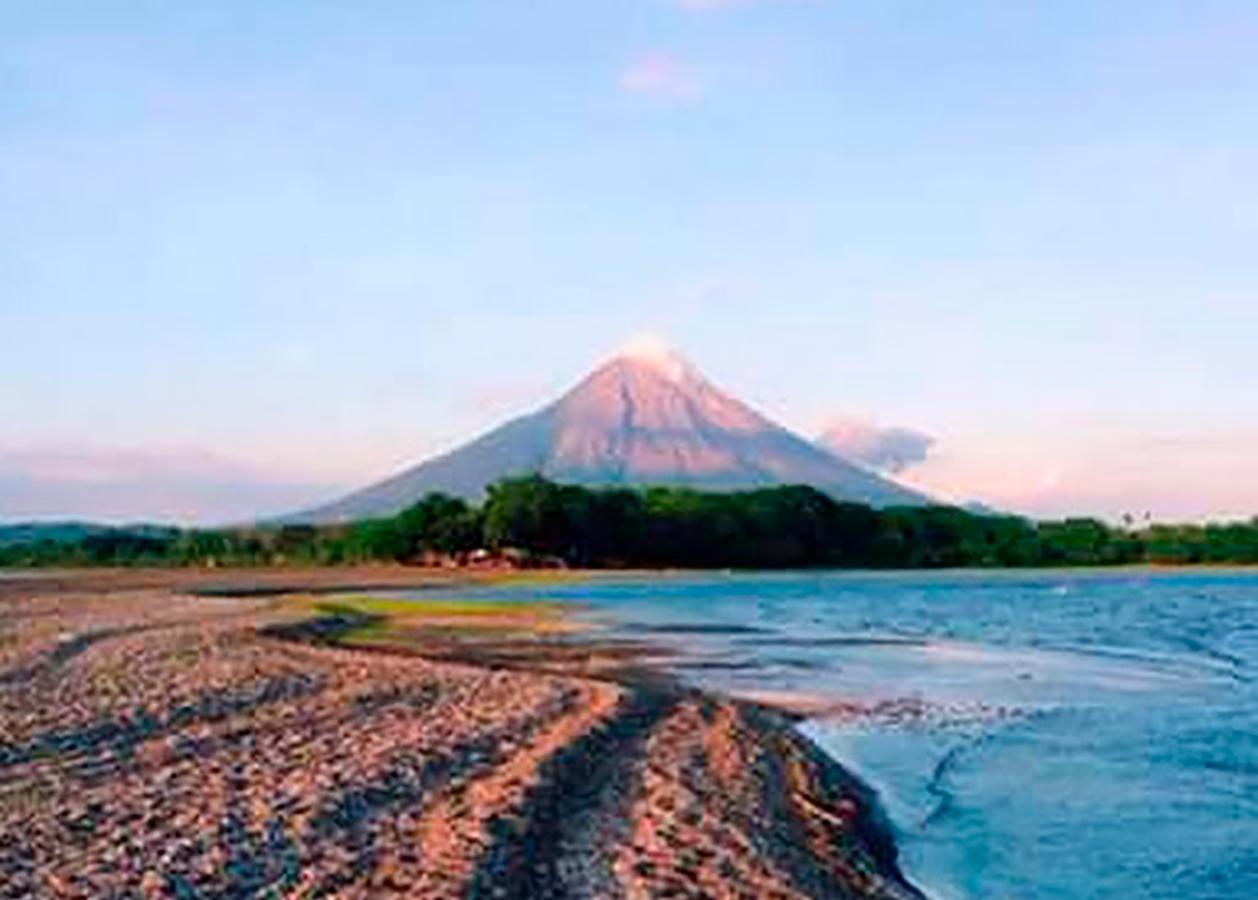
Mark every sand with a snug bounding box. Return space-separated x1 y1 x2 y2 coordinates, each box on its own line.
0 569 923 899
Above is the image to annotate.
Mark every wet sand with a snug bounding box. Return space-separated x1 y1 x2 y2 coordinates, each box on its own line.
0 569 923 899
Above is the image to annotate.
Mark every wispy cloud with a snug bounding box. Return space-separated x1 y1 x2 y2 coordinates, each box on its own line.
670 0 742 9
896 424 1258 523
0 445 342 525
667 0 793 11
817 419 936 474
620 53 704 102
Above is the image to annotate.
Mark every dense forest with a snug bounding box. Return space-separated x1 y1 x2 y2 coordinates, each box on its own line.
3 476 1257 569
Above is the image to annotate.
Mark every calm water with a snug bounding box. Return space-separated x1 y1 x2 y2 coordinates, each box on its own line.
408 570 1258 899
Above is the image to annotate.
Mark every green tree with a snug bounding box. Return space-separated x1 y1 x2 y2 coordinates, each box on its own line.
397 493 483 556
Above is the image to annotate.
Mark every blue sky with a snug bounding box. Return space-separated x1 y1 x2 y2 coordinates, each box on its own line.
3 0 1257 523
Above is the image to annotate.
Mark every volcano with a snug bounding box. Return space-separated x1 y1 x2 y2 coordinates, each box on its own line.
296 342 930 522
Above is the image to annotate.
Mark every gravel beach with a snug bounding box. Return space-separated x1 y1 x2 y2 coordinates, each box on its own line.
0 569 923 899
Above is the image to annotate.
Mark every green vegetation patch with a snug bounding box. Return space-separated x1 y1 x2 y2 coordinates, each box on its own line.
7 476 1258 570
283 593 571 648
310 594 562 619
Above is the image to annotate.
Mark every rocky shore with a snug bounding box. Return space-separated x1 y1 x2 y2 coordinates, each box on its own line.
0 569 924 899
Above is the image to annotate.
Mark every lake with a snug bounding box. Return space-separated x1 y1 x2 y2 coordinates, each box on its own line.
405 569 1258 899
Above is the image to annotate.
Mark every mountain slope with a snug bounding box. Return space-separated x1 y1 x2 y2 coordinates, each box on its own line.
295 348 930 522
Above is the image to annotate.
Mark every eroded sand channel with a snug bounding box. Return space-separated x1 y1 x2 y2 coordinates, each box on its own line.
0 569 922 899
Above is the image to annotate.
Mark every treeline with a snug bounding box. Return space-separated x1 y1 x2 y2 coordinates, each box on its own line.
3 476 1258 569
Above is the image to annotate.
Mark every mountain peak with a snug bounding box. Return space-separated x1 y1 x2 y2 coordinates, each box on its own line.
291 344 932 522
610 334 695 384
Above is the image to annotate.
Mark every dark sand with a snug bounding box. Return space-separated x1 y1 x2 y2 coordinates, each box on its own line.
0 568 923 899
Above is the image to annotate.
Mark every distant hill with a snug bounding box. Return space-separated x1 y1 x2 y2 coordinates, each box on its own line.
0 521 117 547
0 521 177 548
293 344 931 523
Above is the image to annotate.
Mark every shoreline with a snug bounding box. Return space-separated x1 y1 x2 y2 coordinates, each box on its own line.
0 567 925 898
4 559 1257 589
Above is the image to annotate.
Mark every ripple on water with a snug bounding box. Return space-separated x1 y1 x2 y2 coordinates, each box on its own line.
409 569 1258 899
